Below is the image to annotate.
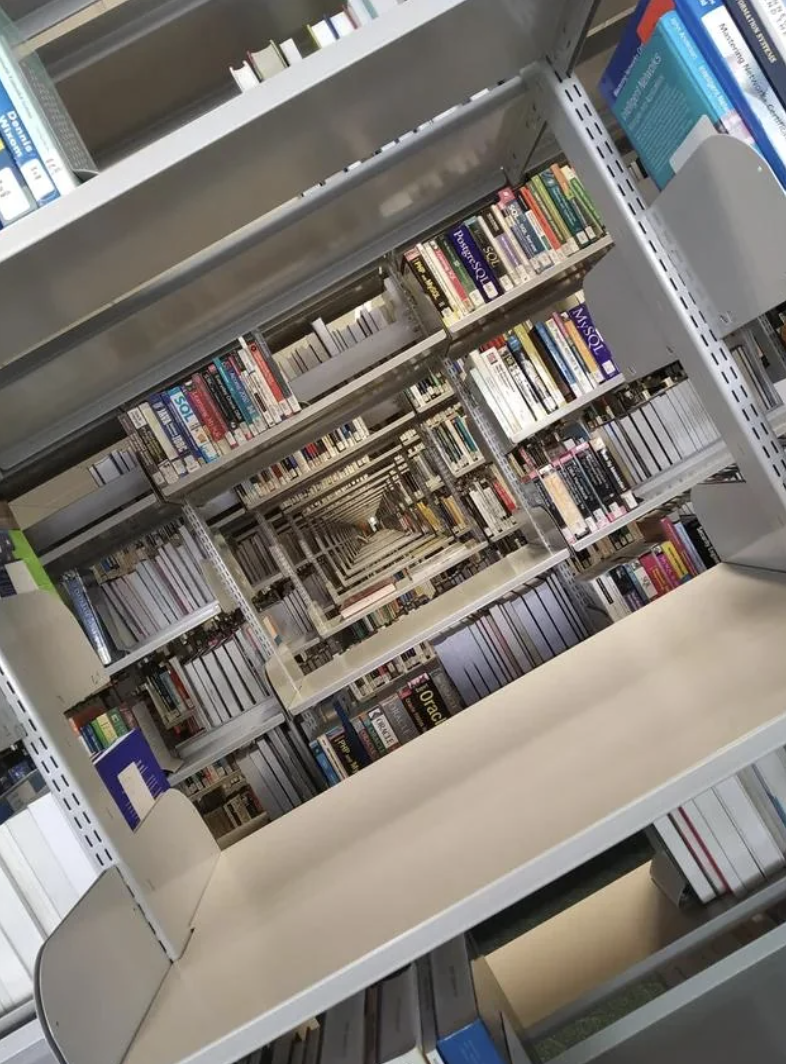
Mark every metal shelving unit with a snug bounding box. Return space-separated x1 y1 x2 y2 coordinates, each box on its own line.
8 5 786 1064
104 601 222 676
168 700 285 786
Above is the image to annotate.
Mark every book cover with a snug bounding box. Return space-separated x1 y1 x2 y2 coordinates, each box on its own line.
601 1 759 188
448 225 503 302
94 730 169 830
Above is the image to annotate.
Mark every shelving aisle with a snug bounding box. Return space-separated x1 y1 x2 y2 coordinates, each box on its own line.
7 2 786 1064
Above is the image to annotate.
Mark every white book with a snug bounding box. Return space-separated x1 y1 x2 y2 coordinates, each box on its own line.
214 644 255 711
329 13 356 37
28 794 96 897
125 570 169 632
683 797 747 897
738 764 786 852
0 922 32 1005
161 542 200 610
237 750 284 819
379 964 423 1064
230 61 259 92
346 0 374 24
259 737 301 808
308 20 337 48
544 320 594 395
0 826 59 935
247 44 288 80
202 651 242 718
175 544 210 607
628 409 672 471
136 560 179 624
467 363 517 440
186 658 229 726
752 748 786 827
713 776 785 877
640 405 682 466
279 38 304 64
670 805 727 895
366 706 399 750
694 789 764 891
0 37 77 197
156 547 198 612
664 383 705 453
109 579 157 639
6 807 80 918
418 242 463 317
225 637 267 703
653 815 715 904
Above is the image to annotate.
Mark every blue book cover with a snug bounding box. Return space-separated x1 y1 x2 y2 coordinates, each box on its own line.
0 78 58 207
309 741 341 786
148 392 193 465
94 729 169 830
661 0 786 187
161 389 205 464
213 356 257 432
533 321 580 391
448 224 503 302
438 1020 507 1064
602 3 758 188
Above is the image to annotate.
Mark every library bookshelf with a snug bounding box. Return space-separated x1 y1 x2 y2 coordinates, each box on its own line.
5 3 786 1064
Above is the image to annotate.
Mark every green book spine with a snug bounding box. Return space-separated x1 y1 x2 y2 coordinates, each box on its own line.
437 236 481 304
529 175 572 246
568 173 604 231
90 720 110 749
539 171 587 244
107 708 129 736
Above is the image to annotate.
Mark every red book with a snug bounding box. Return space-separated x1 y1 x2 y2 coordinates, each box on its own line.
431 241 471 309
490 477 517 514
518 184 562 252
185 375 233 450
660 517 699 576
652 545 681 590
245 337 288 409
675 806 730 895
638 552 670 597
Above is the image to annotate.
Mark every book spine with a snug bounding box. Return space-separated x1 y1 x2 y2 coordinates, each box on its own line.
309 741 341 786
148 392 199 473
404 248 456 324
565 165 605 231
117 411 165 489
518 185 563 258
217 354 262 433
250 330 298 413
429 239 473 312
533 321 581 396
167 387 221 463
727 0 786 115
437 236 484 308
567 304 618 380
480 207 528 283
529 174 575 250
183 377 230 455
448 224 503 301
245 335 291 415
540 168 589 246
0 39 77 196
230 348 273 428
126 406 176 484
0 85 57 209
547 315 597 390
465 216 514 291
560 315 605 385
205 363 245 439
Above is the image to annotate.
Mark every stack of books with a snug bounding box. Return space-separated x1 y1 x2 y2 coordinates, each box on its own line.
601 0 786 192
432 571 588 707
306 670 455 783
457 299 621 441
142 623 271 733
584 512 718 620
230 527 281 589
228 934 533 1064
235 418 371 507
656 748 786 903
183 759 265 841
237 725 324 818
423 404 484 474
230 1 405 92
60 521 214 666
87 446 141 486
408 371 453 411
121 331 301 489
403 166 606 326
271 283 403 385
0 37 78 231
68 700 139 758
347 643 435 701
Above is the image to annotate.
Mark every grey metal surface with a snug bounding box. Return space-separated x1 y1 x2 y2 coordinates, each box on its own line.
0 76 517 473
554 921 786 1064
0 0 581 367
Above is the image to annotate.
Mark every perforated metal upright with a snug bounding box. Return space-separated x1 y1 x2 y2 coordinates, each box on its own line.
531 63 786 535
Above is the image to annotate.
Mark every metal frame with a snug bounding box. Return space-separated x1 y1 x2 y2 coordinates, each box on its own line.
534 64 786 539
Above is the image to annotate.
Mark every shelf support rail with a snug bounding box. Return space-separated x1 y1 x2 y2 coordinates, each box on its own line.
534 63 786 548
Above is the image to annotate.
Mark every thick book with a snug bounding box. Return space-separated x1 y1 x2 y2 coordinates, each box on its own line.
94 730 169 830
601 0 758 189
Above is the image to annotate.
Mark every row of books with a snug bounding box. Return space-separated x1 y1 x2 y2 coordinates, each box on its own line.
407 372 453 412
235 417 372 507
61 521 213 666
585 513 718 622
423 404 484 475
656 747 786 902
432 571 589 707
87 445 141 487
238 725 324 819
198 786 263 842
272 284 403 385
142 622 272 733
122 330 301 488
232 527 281 589
347 643 435 701
282 450 386 518
68 700 137 758
231 0 403 91
403 166 606 327
572 507 720 576
227 935 532 1064
178 757 242 799
306 669 455 783
0 37 78 230
0 794 96 1018
460 303 620 442
602 0 786 192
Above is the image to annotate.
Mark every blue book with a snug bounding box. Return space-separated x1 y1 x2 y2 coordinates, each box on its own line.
533 321 580 392
215 355 260 432
61 571 113 666
0 80 57 207
448 224 503 302
309 741 341 786
160 390 204 465
94 729 169 830
601 2 759 188
431 938 510 1064
148 392 195 471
